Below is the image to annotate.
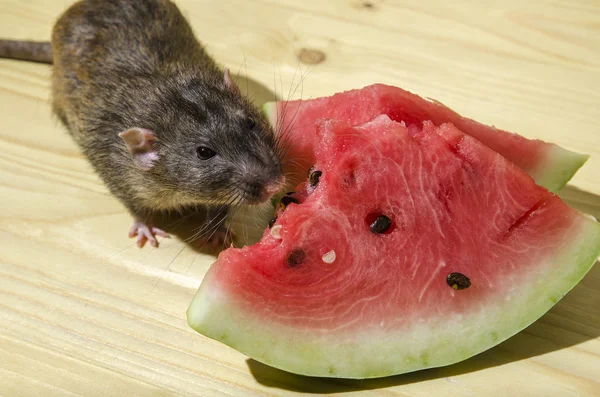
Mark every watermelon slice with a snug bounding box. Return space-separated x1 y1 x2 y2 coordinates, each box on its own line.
263 84 587 193
187 115 600 379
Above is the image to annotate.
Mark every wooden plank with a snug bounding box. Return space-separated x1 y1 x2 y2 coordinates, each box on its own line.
1 0 599 395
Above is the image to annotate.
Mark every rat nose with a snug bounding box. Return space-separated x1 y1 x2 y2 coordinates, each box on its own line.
260 176 285 201
245 175 285 204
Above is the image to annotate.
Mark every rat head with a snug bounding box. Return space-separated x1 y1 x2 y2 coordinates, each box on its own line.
119 68 285 207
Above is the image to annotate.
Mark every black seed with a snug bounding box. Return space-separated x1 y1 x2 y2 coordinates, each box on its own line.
307 165 315 178
369 215 392 234
268 217 277 228
280 195 300 207
446 273 471 290
286 249 306 267
285 191 295 196
309 170 322 187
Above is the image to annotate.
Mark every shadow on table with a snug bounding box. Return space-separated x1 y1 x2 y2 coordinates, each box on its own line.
246 184 600 393
559 184 600 221
231 72 279 106
149 203 272 256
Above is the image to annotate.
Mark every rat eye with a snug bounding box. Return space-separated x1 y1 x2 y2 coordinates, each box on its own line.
196 146 216 160
246 117 256 129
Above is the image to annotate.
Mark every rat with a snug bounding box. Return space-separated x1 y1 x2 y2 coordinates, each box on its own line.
0 0 285 248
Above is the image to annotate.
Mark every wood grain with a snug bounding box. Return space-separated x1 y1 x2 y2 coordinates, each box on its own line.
1 0 599 396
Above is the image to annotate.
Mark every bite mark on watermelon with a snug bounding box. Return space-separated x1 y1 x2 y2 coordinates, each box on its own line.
263 84 588 193
187 115 600 379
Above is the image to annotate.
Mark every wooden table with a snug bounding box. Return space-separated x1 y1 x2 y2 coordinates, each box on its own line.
1 0 599 396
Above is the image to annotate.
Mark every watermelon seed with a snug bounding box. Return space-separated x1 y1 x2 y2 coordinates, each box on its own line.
280 195 299 207
309 170 322 187
446 272 471 290
369 215 392 234
307 165 315 178
268 217 277 228
286 249 306 267
270 225 282 239
322 250 336 264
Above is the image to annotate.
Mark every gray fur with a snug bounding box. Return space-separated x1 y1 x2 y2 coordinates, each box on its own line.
47 0 284 222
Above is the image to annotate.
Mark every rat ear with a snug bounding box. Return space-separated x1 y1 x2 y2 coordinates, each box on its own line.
223 67 239 94
118 127 159 171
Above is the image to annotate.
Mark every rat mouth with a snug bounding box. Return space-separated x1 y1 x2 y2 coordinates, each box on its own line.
242 176 286 205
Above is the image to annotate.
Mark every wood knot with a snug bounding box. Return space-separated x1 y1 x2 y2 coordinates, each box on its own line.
353 0 377 10
362 1 375 8
296 48 326 65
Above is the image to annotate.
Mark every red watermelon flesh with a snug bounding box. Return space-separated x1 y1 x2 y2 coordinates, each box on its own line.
187 115 600 379
263 84 587 193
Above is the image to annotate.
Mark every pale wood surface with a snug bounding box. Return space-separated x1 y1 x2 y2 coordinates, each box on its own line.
1 0 600 396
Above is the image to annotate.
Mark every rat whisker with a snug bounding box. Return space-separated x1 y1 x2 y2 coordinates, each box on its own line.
106 239 142 260
185 250 202 276
223 205 240 250
272 62 280 101
187 206 229 245
244 53 249 98
278 63 284 102
235 45 250 98
189 205 228 239
162 208 202 231
151 241 188 293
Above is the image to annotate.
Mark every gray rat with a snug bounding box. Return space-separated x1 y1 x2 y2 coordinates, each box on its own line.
0 0 285 248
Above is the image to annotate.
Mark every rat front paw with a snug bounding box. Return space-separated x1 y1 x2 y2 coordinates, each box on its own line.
129 220 169 248
198 227 236 251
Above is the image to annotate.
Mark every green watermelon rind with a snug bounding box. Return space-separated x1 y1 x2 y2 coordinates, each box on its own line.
262 102 276 128
530 146 589 193
261 102 589 193
187 217 600 379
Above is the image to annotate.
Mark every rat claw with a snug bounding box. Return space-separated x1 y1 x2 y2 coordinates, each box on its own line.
152 228 169 238
129 220 168 248
143 229 157 247
129 223 139 238
137 233 148 248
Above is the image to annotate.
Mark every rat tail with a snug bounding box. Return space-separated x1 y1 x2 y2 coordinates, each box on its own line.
0 40 53 64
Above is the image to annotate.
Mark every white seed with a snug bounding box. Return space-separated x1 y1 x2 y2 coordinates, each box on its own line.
270 225 282 239
399 120 406 127
322 249 336 264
